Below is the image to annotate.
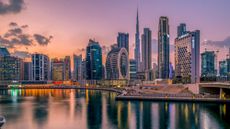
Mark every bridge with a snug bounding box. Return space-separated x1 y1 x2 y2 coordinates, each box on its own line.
199 82 230 99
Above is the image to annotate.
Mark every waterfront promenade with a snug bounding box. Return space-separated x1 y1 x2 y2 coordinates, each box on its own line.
1 85 230 103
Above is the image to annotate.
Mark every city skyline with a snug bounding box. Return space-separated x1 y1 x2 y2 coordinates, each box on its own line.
0 0 229 64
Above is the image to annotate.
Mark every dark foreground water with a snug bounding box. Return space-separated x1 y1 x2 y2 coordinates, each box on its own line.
0 89 229 129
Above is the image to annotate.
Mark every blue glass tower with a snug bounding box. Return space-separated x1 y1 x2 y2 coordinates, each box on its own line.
86 39 103 80
158 16 170 79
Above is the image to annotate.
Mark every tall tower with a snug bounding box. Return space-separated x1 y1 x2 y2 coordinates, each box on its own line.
135 9 141 72
86 39 103 80
117 32 129 53
158 16 170 79
73 54 82 81
32 53 50 81
141 28 152 71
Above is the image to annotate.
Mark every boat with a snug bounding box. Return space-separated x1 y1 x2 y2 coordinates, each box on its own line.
0 116 5 128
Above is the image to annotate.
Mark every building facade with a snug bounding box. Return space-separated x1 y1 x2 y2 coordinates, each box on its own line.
177 23 187 37
73 54 82 81
117 32 129 53
106 47 129 80
141 28 152 80
86 39 103 80
51 58 65 81
175 26 200 84
129 59 137 80
32 53 50 81
219 60 228 77
64 56 71 80
158 16 170 79
0 47 10 57
0 56 24 81
81 60 86 80
23 62 32 80
141 28 152 71
201 51 216 77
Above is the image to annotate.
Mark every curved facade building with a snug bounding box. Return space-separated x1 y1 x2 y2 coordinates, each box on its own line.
106 47 129 80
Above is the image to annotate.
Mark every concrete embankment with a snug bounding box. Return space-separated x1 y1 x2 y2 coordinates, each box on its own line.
115 95 230 103
0 86 123 94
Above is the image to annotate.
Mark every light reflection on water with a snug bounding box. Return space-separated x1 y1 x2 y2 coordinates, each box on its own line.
0 89 229 129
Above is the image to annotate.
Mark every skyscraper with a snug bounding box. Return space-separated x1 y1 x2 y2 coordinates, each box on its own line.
135 9 141 72
117 32 129 53
23 62 32 80
106 46 129 80
73 54 82 81
177 23 187 37
129 59 137 80
0 56 24 81
32 53 50 81
201 51 216 77
141 28 152 71
64 56 71 80
81 59 86 80
141 28 152 80
0 47 10 57
219 60 228 77
86 39 103 80
175 24 200 83
158 16 170 79
51 58 65 81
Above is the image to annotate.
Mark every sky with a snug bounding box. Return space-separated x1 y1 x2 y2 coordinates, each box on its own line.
0 0 230 64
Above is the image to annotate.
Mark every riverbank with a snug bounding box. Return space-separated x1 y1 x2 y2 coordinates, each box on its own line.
115 95 230 103
1 86 230 103
0 86 123 94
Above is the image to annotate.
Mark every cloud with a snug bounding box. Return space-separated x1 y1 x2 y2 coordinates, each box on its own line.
21 24 28 28
0 0 25 15
9 22 18 26
11 50 31 58
203 36 230 48
33 34 53 46
0 22 53 48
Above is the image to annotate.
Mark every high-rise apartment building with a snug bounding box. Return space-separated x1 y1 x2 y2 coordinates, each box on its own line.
32 53 50 81
158 16 170 79
51 58 65 81
0 56 24 81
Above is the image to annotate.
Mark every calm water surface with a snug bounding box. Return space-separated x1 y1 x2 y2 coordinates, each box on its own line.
0 89 229 129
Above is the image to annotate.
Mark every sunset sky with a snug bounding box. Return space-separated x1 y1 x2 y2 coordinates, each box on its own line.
0 0 230 64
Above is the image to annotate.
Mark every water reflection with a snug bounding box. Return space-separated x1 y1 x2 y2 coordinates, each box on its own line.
0 89 229 129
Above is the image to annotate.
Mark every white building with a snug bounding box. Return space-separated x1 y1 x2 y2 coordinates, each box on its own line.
32 53 50 81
